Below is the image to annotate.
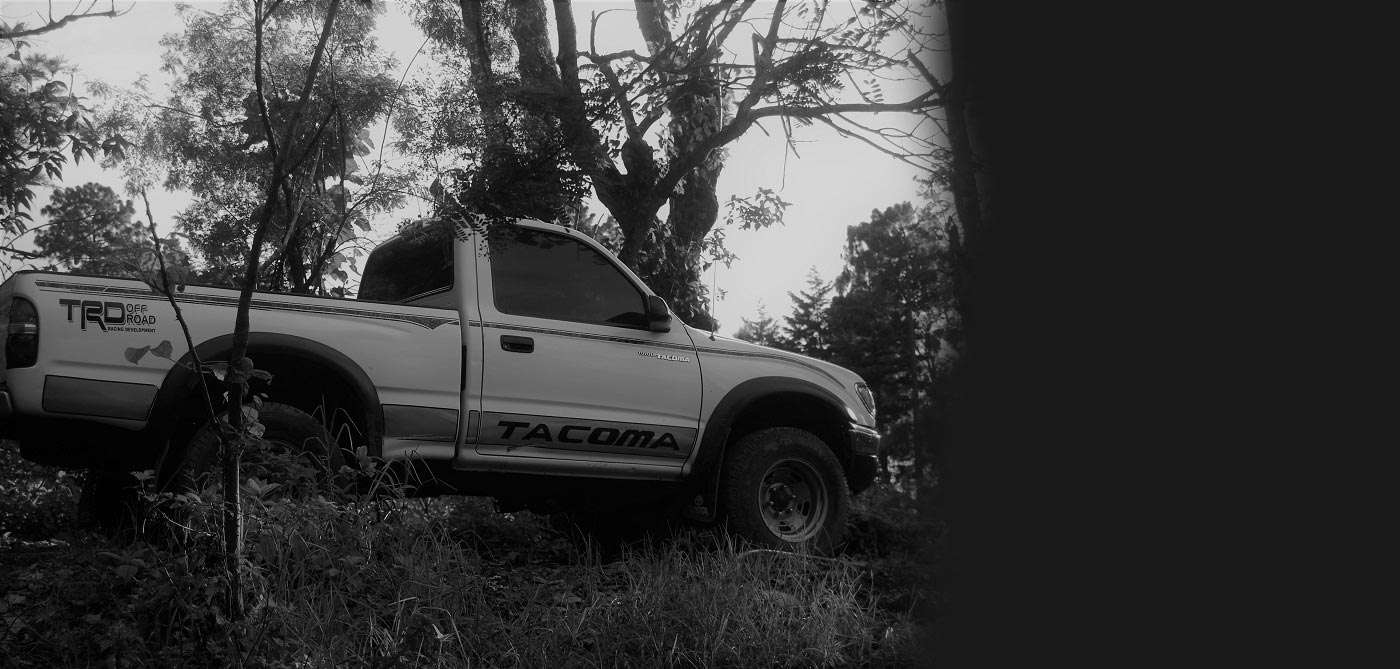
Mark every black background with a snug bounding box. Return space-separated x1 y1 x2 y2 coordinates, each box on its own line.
928 1 1346 664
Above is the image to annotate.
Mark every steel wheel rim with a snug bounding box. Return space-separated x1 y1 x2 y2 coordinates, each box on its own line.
757 458 829 542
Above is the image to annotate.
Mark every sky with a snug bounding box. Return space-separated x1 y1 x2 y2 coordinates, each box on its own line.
3 0 940 334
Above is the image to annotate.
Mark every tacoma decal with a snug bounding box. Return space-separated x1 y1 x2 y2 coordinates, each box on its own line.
479 411 694 460
57 299 159 333
638 350 690 363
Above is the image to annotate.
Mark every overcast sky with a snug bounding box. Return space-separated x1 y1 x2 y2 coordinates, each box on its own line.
4 0 938 334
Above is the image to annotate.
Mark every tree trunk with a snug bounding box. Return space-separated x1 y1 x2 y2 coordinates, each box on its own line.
632 3 726 326
224 0 341 621
944 0 987 331
460 0 508 162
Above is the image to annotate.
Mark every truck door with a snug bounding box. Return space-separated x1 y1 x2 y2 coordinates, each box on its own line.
461 223 701 478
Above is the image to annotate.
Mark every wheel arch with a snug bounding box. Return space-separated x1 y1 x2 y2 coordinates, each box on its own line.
686 376 857 521
149 332 384 456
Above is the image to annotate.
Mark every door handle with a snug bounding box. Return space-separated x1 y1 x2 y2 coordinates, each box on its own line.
500 335 534 353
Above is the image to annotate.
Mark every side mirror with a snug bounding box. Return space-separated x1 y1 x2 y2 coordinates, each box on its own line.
646 295 672 332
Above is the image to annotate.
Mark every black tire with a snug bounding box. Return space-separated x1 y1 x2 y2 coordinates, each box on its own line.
720 427 850 554
170 402 341 497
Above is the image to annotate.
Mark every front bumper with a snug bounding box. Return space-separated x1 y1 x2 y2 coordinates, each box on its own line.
847 423 881 494
849 423 880 456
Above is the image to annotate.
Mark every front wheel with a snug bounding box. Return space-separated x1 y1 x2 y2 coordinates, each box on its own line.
720 427 850 554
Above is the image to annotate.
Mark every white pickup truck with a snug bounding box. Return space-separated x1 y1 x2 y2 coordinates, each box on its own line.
0 217 879 550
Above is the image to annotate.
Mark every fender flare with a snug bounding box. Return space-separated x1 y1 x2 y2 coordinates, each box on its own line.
685 376 854 518
148 332 384 454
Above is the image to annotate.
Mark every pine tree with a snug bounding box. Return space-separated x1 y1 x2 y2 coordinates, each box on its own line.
782 267 833 358
733 303 784 348
33 182 194 280
34 183 144 277
826 200 960 494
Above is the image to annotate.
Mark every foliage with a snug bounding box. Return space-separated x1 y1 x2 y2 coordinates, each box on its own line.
733 303 786 348
105 0 405 294
0 440 80 539
28 182 190 278
746 189 961 493
827 197 959 491
782 267 834 358
1 42 129 243
0 472 935 666
399 0 590 226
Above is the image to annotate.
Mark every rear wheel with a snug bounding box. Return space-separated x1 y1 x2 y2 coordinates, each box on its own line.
170 402 341 497
78 469 141 531
720 427 850 554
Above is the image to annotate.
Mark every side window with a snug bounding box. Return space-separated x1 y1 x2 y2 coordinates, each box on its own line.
489 226 647 328
358 223 453 304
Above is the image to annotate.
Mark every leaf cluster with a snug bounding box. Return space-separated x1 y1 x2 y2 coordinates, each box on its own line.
109 0 402 293
1 45 130 237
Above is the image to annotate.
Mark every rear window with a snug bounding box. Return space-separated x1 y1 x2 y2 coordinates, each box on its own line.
358 223 453 303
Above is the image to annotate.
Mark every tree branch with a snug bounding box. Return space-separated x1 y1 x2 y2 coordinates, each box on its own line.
907 51 947 93
815 115 937 173
584 54 640 138
750 93 940 120
0 1 128 39
650 90 940 207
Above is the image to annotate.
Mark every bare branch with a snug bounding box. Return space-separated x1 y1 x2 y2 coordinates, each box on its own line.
815 115 936 173
0 244 43 259
750 92 940 120
907 52 946 92
0 1 128 39
588 48 651 63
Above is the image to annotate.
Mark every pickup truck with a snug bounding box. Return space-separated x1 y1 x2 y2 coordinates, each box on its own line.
0 216 879 551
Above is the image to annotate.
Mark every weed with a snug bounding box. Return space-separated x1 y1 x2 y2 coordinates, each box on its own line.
1 448 938 666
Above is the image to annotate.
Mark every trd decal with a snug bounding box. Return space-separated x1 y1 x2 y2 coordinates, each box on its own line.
57 299 159 333
481 411 694 460
37 280 457 330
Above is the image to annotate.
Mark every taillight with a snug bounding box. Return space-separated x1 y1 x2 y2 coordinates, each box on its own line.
6 297 38 368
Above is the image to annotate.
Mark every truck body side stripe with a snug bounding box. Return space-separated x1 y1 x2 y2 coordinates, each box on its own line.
33 280 458 330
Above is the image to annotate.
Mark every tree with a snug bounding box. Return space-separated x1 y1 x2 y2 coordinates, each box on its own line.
109 0 403 295
399 0 589 225
203 0 349 620
396 1 944 328
32 182 190 278
2 38 130 249
781 267 833 358
733 303 784 348
551 0 945 328
826 199 958 493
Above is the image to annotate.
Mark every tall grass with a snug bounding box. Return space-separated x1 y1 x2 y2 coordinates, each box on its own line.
0 444 932 667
